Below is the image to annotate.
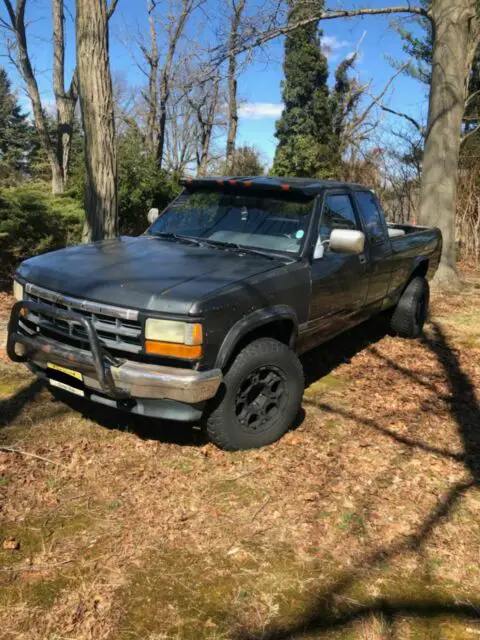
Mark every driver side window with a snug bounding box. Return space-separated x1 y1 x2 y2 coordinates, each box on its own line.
319 194 358 241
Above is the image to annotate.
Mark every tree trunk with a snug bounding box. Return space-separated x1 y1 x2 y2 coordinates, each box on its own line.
226 0 246 172
226 65 238 172
76 0 118 242
146 0 159 156
4 0 63 194
53 0 78 191
197 77 220 176
157 97 167 167
419 0 478 290
155 0 194 167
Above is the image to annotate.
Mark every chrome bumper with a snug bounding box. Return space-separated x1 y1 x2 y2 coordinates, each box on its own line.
7 300 222 404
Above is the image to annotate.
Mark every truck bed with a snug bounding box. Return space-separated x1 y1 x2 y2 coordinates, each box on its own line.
387 222 430 238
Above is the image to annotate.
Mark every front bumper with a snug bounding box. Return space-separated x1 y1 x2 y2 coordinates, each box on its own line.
7 300 222 405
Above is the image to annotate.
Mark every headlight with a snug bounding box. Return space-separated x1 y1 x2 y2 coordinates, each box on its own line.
13 280 24 301
144 319 203 359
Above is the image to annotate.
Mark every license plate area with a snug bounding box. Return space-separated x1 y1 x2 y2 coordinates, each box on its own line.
47 362 83 381
47 362 85 397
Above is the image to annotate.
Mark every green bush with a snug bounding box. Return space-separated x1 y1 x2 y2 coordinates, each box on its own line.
0 185 84 285
117 130 180 235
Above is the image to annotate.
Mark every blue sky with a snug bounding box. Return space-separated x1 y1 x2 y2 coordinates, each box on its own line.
0 0 429 165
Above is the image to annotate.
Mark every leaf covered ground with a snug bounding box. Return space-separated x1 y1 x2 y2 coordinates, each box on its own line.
1 268 480 639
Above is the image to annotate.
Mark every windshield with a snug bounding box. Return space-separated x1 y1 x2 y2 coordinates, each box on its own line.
148 189 315 254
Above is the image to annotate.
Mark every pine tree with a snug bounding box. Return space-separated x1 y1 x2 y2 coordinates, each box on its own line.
329 53 363 173
272 0 334 178
0 67 32 178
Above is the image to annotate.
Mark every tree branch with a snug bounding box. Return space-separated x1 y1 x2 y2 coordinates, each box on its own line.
1 0 16 27
461 122 480 146
465 88 480 108
351 65 407 134
106 0 119 20
378 104 425 135
225 4 431 61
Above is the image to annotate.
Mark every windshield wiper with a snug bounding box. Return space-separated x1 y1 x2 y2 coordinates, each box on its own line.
152 232 204 247
198 239 280 260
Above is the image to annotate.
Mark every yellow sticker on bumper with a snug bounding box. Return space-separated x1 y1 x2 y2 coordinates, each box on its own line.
47 362 83 381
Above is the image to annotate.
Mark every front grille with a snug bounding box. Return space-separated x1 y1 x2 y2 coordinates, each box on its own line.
20 283 142 355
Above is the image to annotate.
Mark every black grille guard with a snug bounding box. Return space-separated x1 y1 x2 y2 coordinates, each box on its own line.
7 300 129 399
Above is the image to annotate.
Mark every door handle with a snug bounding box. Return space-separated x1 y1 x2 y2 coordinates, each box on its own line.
358 254 367 264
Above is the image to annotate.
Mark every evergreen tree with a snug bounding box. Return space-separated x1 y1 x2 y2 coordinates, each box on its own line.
0 67 33 179
329 53 363 172
272 0 334 178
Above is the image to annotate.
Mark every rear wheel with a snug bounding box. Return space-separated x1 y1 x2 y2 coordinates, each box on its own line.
390 276 430 338
205 338 304 451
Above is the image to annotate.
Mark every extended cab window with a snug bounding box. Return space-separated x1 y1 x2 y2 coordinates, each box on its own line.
319 194 358 240
355 191 386 243
149 189 315 254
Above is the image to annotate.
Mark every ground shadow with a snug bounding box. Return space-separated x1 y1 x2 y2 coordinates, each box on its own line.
50 388 209 447
0 378 44 428
233 320 480 638
301 311 391 388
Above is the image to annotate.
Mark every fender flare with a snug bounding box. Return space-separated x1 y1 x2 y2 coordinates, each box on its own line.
409 256 430 281
215 305 299 370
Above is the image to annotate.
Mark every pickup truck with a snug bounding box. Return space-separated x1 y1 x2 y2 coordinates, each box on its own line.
8 177 442 450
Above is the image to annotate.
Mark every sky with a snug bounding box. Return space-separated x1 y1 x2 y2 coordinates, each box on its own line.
0 0 429 166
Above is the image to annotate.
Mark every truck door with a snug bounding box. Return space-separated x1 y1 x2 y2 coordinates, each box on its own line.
354 190 394 310
307 191 370 344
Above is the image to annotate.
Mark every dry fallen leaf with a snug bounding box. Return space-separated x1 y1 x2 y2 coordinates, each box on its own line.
3 537 20 550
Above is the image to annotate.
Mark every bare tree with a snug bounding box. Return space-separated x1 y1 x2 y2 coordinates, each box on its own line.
164 99 197 174
189 75 221 176
226 0 246 171
418 0 478 290
2 0 64 192
52 0 78 192
76 0 118 241
140 0 160 155
1 0 118 194
157 0 204 167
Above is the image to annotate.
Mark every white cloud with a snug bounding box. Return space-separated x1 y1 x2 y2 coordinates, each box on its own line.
238 103 283 119
322 35 351 60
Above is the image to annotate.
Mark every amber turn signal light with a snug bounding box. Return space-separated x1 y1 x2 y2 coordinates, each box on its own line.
145 340 202 360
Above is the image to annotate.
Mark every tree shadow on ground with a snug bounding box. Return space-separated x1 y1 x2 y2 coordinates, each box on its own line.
233 320 480 638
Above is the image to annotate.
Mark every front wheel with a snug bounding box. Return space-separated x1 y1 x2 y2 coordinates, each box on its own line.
205 338 304 451
390 276 430 338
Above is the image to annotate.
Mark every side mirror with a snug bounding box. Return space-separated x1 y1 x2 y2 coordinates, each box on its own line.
147 208 159 225
329 229 366 255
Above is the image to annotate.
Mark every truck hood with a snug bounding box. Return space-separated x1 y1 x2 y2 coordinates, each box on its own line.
17 236 281 315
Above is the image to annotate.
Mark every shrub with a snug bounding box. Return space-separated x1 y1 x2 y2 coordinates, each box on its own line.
0 185 84 285
117 130 180 235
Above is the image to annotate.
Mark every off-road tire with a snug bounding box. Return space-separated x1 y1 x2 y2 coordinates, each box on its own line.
390 276 430 338
205 338 304 451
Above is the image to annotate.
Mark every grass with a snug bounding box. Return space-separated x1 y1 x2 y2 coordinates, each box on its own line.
1 268 480 639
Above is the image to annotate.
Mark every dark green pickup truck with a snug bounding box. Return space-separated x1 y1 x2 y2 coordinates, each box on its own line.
8 177 441 450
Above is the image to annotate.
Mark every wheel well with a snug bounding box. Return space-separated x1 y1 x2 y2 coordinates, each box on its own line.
223 319 295 372
411 260 429 280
